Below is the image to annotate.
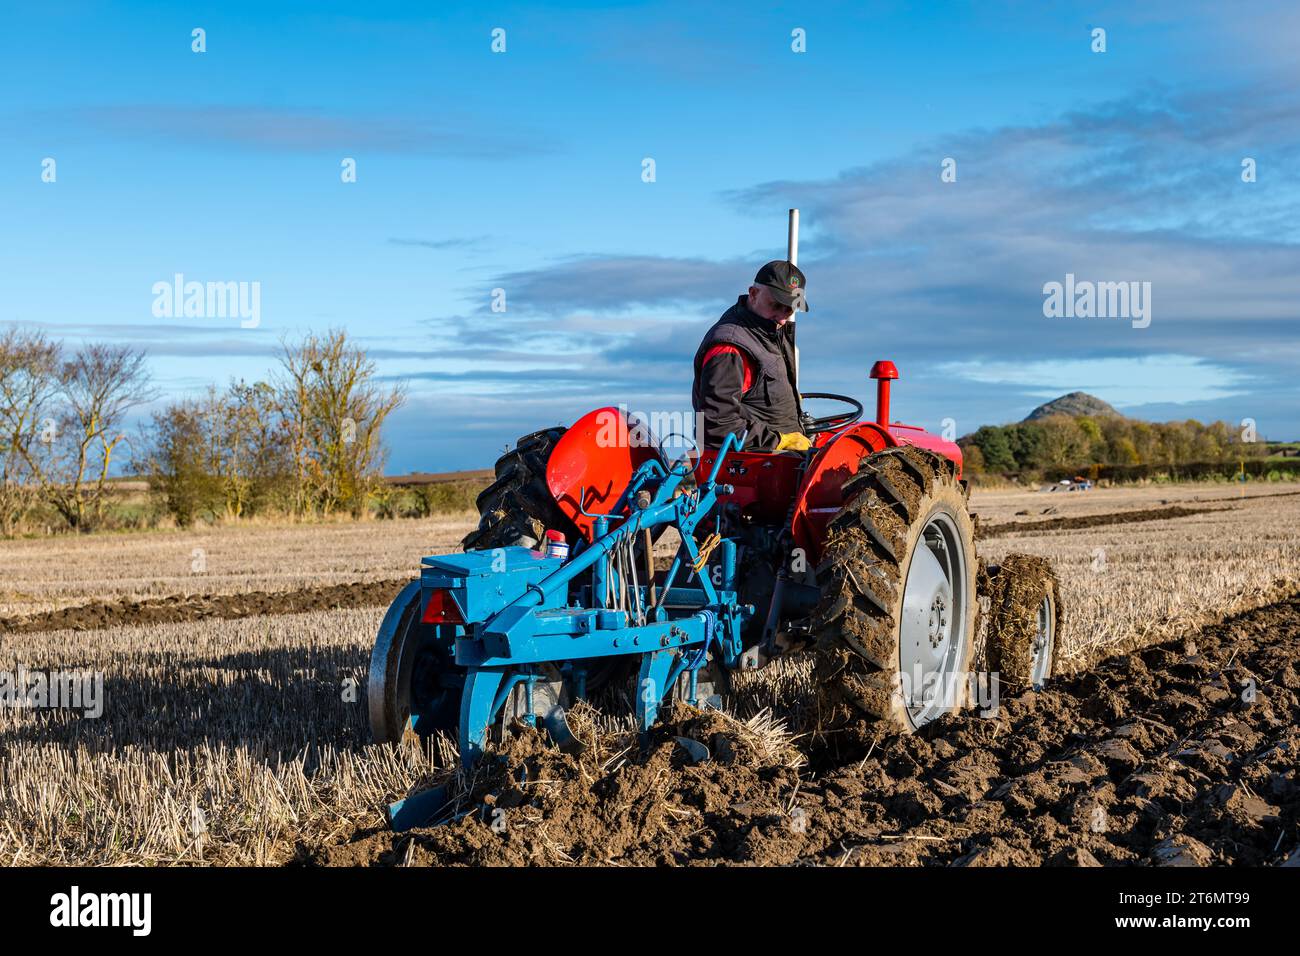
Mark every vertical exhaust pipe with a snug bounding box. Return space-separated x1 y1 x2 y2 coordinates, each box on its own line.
788 208 800 389
869 360 899 427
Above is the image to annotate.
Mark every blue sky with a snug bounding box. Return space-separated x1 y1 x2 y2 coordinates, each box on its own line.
3 1 1298 472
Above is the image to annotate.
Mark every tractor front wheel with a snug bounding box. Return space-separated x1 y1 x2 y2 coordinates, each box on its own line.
812 446 978 735
984 553 1061 692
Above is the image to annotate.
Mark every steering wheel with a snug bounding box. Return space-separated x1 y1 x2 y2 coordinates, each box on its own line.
800 392 864 434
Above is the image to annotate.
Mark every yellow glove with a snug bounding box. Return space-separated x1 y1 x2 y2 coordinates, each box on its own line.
775 432 812 452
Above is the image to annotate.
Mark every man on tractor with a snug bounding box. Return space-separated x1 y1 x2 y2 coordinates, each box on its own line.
691 261 813 453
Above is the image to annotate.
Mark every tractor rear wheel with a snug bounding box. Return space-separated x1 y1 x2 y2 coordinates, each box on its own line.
463 426 577 550
812 446 977 734
984 553 1061 692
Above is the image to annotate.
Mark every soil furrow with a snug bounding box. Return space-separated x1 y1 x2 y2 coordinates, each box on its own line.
307 595 1299 867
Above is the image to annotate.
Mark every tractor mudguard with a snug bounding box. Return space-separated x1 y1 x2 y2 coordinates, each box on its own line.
546 407 661 541
887 423 966 475
691 419 965 561
789 422 892 562
790 421 964 562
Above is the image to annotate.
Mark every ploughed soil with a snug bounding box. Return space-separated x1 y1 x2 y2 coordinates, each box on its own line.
303 595 1300 867
979 487 1300 537
979 505 1222 537
0 579 408 635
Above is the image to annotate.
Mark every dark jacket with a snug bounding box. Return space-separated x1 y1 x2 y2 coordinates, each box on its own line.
692 296 804 451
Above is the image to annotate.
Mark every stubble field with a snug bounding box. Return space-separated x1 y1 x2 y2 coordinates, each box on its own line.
2 483 1297 866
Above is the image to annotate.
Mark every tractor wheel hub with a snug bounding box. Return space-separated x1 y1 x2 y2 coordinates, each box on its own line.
928 594 948 646
898 512 970 728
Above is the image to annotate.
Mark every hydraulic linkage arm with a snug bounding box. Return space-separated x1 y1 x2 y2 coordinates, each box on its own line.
450 431 755 766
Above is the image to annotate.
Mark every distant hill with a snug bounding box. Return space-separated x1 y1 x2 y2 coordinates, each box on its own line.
958 391 1284 481
1023 392 1119 422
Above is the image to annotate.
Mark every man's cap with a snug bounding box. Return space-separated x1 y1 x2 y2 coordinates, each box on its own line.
754 260 810 312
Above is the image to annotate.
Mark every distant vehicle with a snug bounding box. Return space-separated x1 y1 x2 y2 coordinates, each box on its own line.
1047 478 1093 492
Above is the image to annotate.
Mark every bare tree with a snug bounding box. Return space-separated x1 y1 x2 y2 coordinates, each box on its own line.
136 380 292 526
276 341 314 517
136 397 223 527
0 330 61 535
22 343 155 530
275 330 405 517
201 380 289 518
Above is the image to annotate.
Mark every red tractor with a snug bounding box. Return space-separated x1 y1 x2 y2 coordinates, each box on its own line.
370 361 1062 820
368 212 1061 830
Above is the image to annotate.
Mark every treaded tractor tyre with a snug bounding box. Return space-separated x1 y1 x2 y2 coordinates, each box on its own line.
984 553 1061 692
462 426 577 551
812 446 978 734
